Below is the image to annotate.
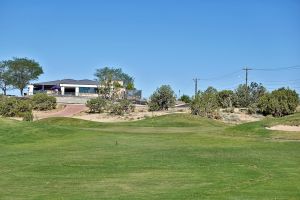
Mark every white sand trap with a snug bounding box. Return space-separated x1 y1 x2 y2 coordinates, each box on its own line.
266 125 300 132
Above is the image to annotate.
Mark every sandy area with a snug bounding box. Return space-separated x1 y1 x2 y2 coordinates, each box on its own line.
266 125 300 132
219 108 264 124
73 106 190 122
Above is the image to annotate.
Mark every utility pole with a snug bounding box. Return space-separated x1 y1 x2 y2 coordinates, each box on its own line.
242 67 252 87
243 67 252 106
193 78 200 96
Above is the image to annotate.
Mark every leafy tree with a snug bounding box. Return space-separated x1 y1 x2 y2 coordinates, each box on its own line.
0 60 13 95
235 84 249 107
148 85 176 111
235 82 266 108
258 88 299 117
94 67 134 99
7 58 43 96
217 90 235 108
190 86 219 118
249 82 267 104
179 94 191 103
126 82 135 90
205 86 218 94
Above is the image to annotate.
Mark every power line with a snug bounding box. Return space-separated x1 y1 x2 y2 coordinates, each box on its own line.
252 65 300 71
201 70 242 81
257 78 300 84
260 83 300 87
191 65 300 94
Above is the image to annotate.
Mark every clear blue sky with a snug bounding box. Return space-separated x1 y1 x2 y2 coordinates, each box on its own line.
1 0 300 97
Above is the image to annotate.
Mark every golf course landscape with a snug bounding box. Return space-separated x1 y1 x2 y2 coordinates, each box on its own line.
0 113 299 199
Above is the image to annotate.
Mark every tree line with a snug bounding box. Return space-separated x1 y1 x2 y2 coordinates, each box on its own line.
148 83 299 117
1 57 299 118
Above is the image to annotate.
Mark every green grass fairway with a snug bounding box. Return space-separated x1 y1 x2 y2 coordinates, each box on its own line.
0 114 300 199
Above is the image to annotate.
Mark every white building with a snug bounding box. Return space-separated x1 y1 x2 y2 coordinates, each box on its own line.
28 79 125 97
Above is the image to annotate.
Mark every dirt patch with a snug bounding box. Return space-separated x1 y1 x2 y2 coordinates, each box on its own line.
31 104 190 122
266 125 300 132
73 106 190 122
32 104 265 124
33 104 88 120
220 108 264 124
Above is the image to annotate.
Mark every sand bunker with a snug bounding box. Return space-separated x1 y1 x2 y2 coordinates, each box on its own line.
266 125 300 132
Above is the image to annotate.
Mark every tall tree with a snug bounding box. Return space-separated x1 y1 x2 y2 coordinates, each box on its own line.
7 58 43 96
94 67 134 99
95 67 134 87
0 60 13 95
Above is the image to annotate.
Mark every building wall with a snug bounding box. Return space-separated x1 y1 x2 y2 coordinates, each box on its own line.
29 81 140 99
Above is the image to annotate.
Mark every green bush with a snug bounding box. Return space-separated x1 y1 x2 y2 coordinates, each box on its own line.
17 99 32 114
148 85 176 111
258 88 299 117
22 112 34 121
217 90 235 108
86 97 108 113
247 103 258 115
0 97 17 117
179 95 191 103
110 99 135 115
31 93 56 111
0 97 32 117
235 82 266 108
190 87 220 118
0 94 5 100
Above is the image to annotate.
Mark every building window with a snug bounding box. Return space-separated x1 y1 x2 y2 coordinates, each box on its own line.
79 87 97 94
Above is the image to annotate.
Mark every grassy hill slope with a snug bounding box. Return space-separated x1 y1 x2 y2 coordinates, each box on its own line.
0 114 299 199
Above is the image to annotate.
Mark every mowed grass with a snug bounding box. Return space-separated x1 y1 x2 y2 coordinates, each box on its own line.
0 114 300 199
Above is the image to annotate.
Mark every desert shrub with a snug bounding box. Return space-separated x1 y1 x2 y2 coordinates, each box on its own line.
0 97 32 117
16 99 32 114
110 99 135 115
0 94 5 101
235 84 249 107
257 88 299 117
190 87 220 118
217 90 235 108
120 99 135 113
223 107 235 113
22 112 34 121
86 97 108 113
179 94 191 104
0 97 17 117
148 85 176 111
148 101 160 112
249 82 267 104
247 103 258 115
31 93 56 111
0 95 6 108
